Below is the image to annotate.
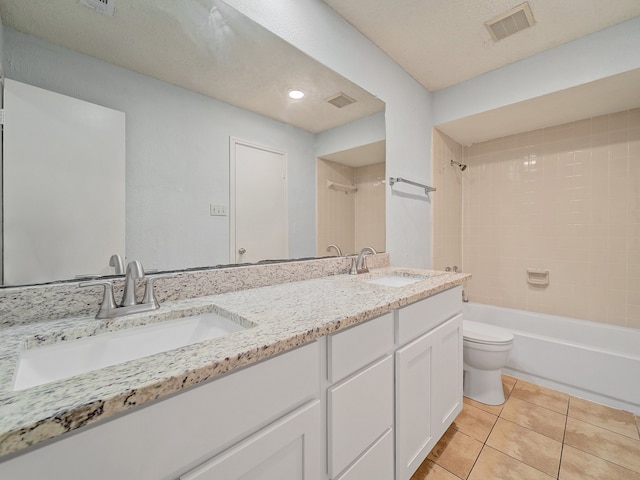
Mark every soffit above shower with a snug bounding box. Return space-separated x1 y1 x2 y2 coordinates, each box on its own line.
322 0 640 91
436 68 640 145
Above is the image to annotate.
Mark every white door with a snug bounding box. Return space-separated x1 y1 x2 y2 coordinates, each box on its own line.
230 139 288 264
2 79 125 285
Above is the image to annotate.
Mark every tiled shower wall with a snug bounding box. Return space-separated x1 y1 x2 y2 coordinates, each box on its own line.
316 159 385 256
433 108 640 328
432 130 463 271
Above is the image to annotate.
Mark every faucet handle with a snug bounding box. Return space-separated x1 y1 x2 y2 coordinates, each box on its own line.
79 280 118 319
142 273 172 307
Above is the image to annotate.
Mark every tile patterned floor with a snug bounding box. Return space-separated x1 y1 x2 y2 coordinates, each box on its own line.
412 376 640 480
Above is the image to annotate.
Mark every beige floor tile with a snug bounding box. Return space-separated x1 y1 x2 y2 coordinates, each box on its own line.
559 445 640 480
468 446 555 480
464 396 503 416
487 418 562 478
452 402 498 442
500 396 567 441
568 396 639 439
510 379 569 414
411 459 463 480
565 417 640 473
502 374 517 398
428 427 483 479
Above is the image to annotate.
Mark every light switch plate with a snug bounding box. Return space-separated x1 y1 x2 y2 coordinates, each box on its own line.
210 204 227 216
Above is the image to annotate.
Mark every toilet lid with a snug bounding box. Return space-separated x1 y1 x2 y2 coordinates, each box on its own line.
463 320 513 345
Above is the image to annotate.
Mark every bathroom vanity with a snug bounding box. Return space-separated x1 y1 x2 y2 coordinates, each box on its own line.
0 261 468 480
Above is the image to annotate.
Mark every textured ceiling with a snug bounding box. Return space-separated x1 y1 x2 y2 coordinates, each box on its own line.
0 0 384 134
3 1 640 146
322 0 640 91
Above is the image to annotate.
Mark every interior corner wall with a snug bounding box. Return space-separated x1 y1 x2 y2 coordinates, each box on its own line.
431 129 463 272
225 0 435 268
316 159 356 256
354 162 386 253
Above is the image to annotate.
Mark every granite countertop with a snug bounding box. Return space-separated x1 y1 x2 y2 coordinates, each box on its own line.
0 267 469 459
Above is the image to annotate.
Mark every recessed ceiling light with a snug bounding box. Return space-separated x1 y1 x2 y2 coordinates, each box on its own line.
288 90 305 100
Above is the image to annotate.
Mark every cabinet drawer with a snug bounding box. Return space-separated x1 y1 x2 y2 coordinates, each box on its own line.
328 355 393 478
396 286 461 345
328 312 393 383
180 400 321 480
335 428 394 480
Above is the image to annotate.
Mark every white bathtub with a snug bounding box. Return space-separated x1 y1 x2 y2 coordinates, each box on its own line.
463 302 640 414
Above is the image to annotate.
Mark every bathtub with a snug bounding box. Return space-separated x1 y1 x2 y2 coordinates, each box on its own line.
463 302 640 414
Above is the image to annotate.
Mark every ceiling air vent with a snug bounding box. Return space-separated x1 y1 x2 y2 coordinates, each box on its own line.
80 0 117 16
485 2 535 42
326 93 356 109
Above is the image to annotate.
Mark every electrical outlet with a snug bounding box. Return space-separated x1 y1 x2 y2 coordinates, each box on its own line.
210 204 227 216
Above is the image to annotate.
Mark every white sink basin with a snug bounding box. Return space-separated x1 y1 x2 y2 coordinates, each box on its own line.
12 313 248 391
365 275 428 287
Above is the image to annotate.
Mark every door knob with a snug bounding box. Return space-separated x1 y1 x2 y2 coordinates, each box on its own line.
238 248 246 255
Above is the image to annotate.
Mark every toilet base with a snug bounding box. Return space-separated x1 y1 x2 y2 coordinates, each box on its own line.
463 364 505 405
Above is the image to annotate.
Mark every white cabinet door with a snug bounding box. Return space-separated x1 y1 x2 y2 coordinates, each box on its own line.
180 400 321 480
395 314 463 480
395 329 435 480
432 314 463 437
328 355 394 478
335 428 394 480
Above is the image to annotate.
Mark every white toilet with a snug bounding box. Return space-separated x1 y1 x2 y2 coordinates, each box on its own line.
463 320 514 405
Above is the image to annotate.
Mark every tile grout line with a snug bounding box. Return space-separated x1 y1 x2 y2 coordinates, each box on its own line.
463 378 515 479
556 398 570 479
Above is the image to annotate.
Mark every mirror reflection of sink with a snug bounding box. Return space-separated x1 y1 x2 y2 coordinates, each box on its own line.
364 273 432 287
12 313 249 391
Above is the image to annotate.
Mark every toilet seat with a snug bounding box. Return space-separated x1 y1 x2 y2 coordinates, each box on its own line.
463 320 513 346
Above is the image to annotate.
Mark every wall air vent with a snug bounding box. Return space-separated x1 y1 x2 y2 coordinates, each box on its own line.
80 0 117 17
485 2 535 42
325 93 356 109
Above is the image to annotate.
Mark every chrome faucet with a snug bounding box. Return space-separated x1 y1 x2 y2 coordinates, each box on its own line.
109 253 125 275
326 244 343 257
80 260 170 319
121 260 144 306
350 246 377 275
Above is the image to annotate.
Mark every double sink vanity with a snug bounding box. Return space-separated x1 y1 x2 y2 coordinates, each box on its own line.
0 255 469 480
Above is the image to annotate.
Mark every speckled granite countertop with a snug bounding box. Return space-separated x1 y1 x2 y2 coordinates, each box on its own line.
0 267 469 459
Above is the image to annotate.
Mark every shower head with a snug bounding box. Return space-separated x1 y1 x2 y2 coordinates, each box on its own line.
451 160 467 171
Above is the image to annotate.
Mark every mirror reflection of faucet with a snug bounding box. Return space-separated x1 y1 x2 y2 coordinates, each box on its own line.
326 244 342 257
79 260 171 319
109 254 125 275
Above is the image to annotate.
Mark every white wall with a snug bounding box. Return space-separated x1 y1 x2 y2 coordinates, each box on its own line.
226 0 436 268
315 111 385 158
432 16 640 128
0 11 4 79
3 27 316 271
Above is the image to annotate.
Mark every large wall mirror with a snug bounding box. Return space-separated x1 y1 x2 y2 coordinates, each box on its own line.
0 0 385 286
